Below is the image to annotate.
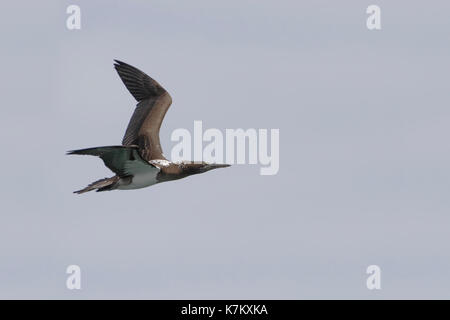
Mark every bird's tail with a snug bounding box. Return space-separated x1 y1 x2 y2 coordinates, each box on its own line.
74 176 119 194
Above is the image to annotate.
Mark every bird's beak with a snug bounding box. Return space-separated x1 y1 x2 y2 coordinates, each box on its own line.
204 163 231 172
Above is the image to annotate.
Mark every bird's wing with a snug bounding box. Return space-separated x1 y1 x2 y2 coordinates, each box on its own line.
67 145 158 177
114 60 172 161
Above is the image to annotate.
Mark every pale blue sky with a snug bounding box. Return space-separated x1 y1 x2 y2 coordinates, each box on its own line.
1 0 450 298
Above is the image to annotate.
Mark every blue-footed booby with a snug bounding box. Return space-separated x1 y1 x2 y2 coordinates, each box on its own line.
68 60 230 194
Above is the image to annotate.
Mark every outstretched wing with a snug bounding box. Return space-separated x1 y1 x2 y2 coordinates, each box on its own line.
114 60 172 161
67 145 158 177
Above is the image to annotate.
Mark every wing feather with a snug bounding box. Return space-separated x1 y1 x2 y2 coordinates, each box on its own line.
114 60 172 161
67 146 157 176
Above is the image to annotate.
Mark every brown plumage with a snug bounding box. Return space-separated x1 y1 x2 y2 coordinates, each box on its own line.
114 60 172 160
68 60 230 193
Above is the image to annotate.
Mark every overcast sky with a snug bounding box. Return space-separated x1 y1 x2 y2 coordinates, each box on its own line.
1 0 450 299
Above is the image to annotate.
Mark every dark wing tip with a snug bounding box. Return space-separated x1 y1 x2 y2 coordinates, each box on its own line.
113 59 132 66
113 59 130 69
66 148 91 155
113 60 167 102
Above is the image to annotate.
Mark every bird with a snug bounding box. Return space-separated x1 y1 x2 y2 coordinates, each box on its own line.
68 60 230 194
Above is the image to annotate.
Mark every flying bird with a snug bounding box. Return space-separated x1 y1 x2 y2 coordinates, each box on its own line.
68 60 230 194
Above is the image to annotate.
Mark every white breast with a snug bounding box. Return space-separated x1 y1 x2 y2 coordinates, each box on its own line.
116 159 161 190
118 171 159 190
